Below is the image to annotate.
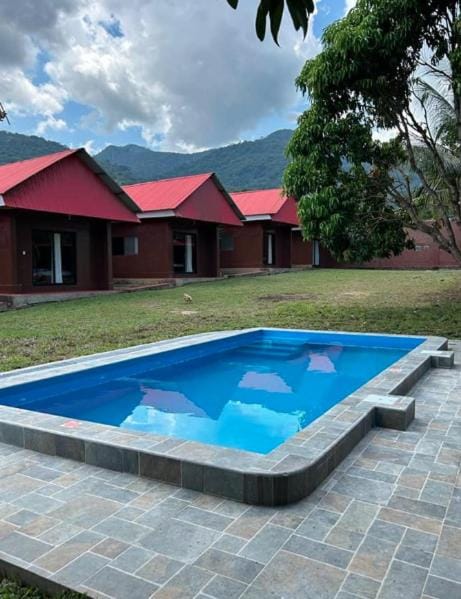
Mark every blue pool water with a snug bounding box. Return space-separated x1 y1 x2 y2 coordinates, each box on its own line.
0 331 423 454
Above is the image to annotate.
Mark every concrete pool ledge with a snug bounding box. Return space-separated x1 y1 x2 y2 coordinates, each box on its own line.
0 328 450 506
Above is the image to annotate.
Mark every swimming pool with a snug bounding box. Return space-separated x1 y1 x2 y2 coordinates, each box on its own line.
0 329 424 454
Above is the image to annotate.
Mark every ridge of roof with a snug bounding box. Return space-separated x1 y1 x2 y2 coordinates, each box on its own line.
123 172 213 189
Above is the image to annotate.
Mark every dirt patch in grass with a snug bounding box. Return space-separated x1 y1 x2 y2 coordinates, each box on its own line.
258 293 317 302
340 291 371 298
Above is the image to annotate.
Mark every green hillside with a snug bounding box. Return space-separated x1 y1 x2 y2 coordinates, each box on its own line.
0 131 66 164
96 129 293 190
0 129 293 190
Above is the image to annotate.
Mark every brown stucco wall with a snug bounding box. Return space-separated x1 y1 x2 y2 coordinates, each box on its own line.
0 212 18 292
220 222 294 269
291 230 312 266
112 218 220 278
0 210 112 293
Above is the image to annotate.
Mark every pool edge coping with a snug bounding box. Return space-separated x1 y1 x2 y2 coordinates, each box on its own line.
0 328 449 506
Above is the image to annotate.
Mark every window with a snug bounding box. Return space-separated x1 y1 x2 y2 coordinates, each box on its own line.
112 236 139 256
263 231 276 266
32 231 76 286
219 231 234 251
173 231 196 274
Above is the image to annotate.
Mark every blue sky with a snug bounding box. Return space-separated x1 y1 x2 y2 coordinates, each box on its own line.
0 1 353 154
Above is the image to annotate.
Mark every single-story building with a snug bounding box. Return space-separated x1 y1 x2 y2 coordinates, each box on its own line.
112 173 243 279
0 149 139 294
219 188 312 271
313 227 461 269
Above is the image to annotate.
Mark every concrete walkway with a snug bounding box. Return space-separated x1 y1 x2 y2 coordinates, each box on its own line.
0 343 459 598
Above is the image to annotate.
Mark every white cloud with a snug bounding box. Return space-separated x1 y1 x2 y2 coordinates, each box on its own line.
344 0 357 15
1 70 68 118
0 0 322 150
35 115 67 136
83 139 108 154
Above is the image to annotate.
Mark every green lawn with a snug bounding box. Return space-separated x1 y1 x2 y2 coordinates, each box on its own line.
1 269 460 372
0 579 82 598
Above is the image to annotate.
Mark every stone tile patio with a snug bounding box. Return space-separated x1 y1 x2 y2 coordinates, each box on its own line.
0 341 459 598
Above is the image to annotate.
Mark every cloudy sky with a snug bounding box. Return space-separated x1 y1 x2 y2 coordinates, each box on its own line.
0 0 354 154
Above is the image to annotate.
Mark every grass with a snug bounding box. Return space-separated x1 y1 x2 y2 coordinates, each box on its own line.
1 268 460 372
0 579 82 598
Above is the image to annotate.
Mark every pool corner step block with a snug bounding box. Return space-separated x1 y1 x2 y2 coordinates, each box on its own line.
361 394 415 431
420 350 455 369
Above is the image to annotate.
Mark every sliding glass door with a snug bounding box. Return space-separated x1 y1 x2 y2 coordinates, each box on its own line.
32 231 76 286
173 231 197 274
263 231 276 266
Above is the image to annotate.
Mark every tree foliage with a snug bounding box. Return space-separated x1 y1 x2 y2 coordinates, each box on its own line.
284 0 461 264
226 0 314 44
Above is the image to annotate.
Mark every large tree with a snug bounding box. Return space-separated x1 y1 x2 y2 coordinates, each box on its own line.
226 0 314 43
284 0 461 264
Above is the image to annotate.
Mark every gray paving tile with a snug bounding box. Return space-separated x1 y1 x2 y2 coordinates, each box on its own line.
139 518 220 561
48 494 120 527
136 553 184 585
203 574 248 599
53 552 109 586
387 495 446 520
378 559 428 599
135 497 187 528
22 465 62 482
349 535 397 580
194 548 263 583
284 534 353 569
213 533 247 554
38 522 83 545
402 528 438 554
430 554 461 583
437 524 461 559
337 500 379 534
35 530 102 572
0 474 44 501
0 531 52 561
342 573 380 598
332 475 394 505
92 516 150 543
15 492 64 514
424 574 461 598
177 506 234 531
92 537 129 559
239 524 291 564
85 565 158 599
225 506 274 540
395 544 433 568
295 508 340 541
154 565 213 599
247 549 346 598
325 526 363 551
110 546 154 573
367 519 405 543
5 509 41 527
420 479 453 506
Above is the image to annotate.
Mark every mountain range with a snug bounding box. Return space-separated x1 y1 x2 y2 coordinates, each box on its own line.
0 129 293 191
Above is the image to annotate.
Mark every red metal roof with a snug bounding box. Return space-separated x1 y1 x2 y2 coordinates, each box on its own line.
124 173 243 226
0 150 75 194
230 188 299 226
0 149 139 222
124 173 213 211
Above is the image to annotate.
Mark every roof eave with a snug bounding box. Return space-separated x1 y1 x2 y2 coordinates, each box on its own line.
138 209 176 219
75 149 140 215
210 173 245 222
244 214 273 222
